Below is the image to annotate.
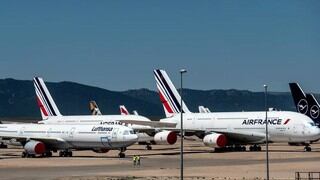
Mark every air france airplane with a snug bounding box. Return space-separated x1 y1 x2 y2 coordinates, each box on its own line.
154 69 320 152
0 123 137 158
33 77 177 150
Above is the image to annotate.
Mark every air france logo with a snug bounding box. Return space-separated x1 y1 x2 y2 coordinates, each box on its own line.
310 105 320 119
297 99 308 114
242 118 282 125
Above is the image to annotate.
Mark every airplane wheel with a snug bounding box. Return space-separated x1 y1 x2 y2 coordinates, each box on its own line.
68 151 73 157
241 146 246 151
257 146 262 151
45 151 52 157
0 143 8 149
59 151 64 157
118 153 125 158
146 145 152 150
22 151 27 158
304 146 311 152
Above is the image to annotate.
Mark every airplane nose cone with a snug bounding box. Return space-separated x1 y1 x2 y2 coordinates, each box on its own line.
130 134 138 142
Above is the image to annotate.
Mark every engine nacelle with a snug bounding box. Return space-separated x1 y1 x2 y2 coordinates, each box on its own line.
154 131 177 145
92 148 110 153
24 140 46 154
203 133 227 148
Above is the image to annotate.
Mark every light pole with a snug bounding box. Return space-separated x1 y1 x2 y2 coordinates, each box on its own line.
264 84 269 180
180 69 187 180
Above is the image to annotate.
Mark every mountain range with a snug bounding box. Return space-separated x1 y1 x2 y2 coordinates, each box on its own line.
0 78 316 120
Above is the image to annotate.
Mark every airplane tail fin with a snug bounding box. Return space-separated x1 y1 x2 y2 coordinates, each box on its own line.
198 106 207 113
306 94 320 126
153 69 191 117
33 77 62 119
132 110 139 115
120 105 130 115
89 101 102 115
289 83 308 115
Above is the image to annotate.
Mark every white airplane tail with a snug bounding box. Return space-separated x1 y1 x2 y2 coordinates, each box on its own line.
198 106 207 113
120 105 130 115
153 69 191 117
89 101 102 115
132 110 139 115
33 77 62 119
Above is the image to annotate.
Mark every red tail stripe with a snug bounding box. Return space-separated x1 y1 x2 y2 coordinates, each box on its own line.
120 108 129 115
159 91 174 113
36 97 48 116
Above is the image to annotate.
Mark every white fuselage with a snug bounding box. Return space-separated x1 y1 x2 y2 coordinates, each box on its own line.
0 124 138 149
39 115 154 142
160 111 320 144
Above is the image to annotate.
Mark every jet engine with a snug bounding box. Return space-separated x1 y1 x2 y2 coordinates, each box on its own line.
203 133 227 148
92 148 110 153
154 131 177 145
24 140 46 154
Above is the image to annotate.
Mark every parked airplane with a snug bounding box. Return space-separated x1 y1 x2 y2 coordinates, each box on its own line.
120 105 130 115
120 105 139 115
33 77 177 151
154 69 320 152
87 101 156 150
289 83 320 127
0 123 137 158
199 106 211 113
89 101 102 115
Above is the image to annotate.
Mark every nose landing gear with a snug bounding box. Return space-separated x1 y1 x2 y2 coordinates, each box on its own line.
118 147 126 158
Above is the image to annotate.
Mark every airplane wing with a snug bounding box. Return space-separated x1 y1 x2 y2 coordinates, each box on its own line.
213 130 266 144
117 120 177 128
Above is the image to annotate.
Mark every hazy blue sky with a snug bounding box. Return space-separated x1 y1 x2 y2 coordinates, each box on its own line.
0 1 319 92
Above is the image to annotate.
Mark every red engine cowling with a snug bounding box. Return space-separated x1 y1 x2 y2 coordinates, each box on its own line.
92 148 110 153
154 131 177 145
203 133 227 148
24 140 46 154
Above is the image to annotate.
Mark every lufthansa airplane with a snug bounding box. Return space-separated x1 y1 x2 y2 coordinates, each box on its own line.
88 101 156 150
33 77 177 150
154 69 320 152
0 123 137 158
289 83 320 127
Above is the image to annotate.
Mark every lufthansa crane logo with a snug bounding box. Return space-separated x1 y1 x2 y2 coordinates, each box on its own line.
297 99 308 114
310 105 319 119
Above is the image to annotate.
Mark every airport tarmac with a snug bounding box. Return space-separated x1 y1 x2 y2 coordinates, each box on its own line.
0 139 319 180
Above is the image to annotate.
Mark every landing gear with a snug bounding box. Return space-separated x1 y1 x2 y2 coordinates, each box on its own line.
0 143 7 148
145 144 152 150
59 150 73 157
249 145 262 151
21 151 35 158
118 147 126 158
304 145 312 152
42 151 52 157
214 145 246 152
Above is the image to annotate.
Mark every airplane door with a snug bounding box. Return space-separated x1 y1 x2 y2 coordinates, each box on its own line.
69 127 76 138
112 128 119 141
47 128 52 137
19 127 25 136
101 136 112 147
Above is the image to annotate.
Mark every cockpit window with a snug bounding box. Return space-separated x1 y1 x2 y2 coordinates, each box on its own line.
309 122 316 127
123 130 129 135
130 130 135 134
